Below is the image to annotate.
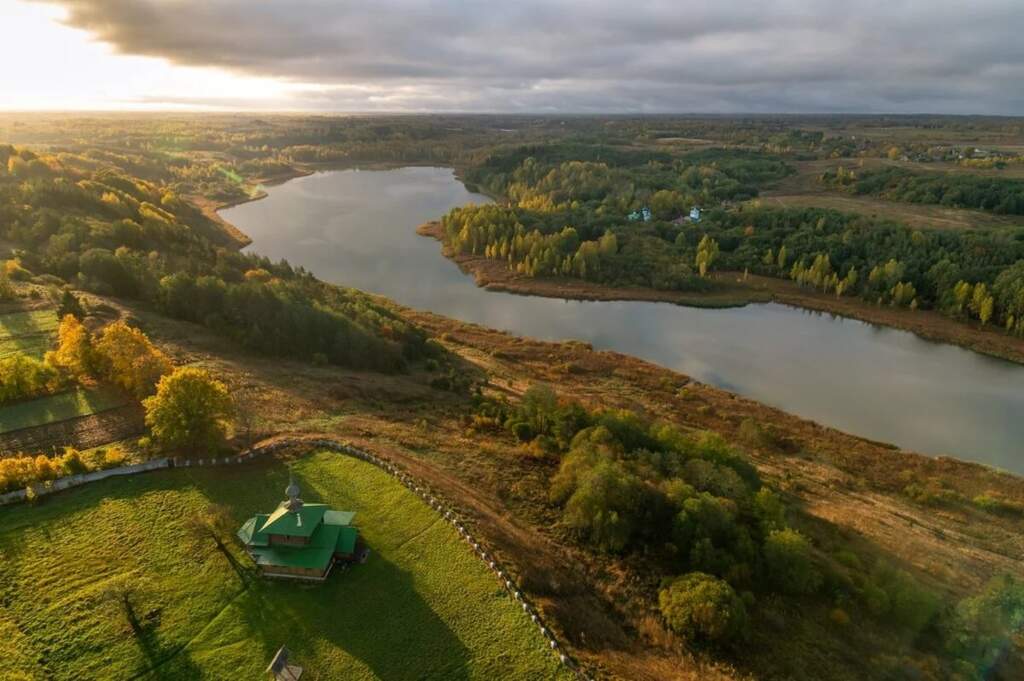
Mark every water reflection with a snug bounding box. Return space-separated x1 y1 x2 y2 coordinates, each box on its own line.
224 167 1024 473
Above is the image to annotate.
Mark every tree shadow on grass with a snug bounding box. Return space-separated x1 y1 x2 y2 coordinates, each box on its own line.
121 592 202 681
234 551 472 681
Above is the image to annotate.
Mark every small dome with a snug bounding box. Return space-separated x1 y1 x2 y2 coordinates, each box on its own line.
285 475 301 500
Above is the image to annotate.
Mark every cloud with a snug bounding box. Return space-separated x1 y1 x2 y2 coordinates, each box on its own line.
38 0 1024 113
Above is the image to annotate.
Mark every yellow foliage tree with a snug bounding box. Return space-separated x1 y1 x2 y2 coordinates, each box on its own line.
46 315 94 378
93 321 172 399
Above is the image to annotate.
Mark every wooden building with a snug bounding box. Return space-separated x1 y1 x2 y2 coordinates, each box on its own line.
237 475 361 581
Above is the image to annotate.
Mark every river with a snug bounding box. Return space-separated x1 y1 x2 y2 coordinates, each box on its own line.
222 166 1024 473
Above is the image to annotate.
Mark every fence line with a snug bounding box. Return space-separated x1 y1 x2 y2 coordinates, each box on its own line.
0 457 171 505
0 436 591 680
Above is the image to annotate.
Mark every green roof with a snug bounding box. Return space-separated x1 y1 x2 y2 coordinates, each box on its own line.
237 501 360 573
249 522 342 571
258 503 328 538
336 526 358 555
323 510 355 526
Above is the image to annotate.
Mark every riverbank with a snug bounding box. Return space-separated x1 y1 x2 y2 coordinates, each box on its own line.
416 221 770 308
417 220 1024 365
129 290 1024 681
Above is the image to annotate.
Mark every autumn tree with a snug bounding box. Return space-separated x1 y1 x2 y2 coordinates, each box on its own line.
46 314 94 377
695 235 720 277
143 367 233 453
93 321 172 399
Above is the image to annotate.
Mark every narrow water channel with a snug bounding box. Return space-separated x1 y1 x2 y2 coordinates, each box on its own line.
222 167 1024 473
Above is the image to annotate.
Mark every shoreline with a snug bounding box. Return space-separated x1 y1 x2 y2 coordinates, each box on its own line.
417 220 1024 366
198 165 1024 366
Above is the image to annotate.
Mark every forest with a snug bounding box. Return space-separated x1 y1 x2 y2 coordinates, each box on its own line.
439 141 1024 338
821 165 1024 215
0 143 429 371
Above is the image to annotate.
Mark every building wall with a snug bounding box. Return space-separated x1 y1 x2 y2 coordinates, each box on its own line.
261 564 327 579
268 534 308 546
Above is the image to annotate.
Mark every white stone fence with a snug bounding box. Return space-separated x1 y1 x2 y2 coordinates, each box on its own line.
0 457 171 506
0 436 591 680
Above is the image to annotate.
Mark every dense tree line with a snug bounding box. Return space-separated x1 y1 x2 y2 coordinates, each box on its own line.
706 206 1024 335
821 165 1024 215
464 144 791 216
0 145 430 371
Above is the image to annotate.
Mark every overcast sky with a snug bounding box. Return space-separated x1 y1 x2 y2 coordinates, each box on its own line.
3 0 1023 113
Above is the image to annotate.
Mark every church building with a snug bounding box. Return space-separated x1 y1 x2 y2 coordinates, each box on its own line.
237 475 361 581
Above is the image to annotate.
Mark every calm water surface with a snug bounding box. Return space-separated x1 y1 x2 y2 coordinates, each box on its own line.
223 167 1024 473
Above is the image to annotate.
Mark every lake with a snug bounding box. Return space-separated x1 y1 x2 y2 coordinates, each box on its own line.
222 166 1024 473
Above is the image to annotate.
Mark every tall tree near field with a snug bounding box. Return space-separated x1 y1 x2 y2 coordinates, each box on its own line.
144 367 233 453
695 235 720 278
57 290 85 320
46 315 94 377
94 321 172 399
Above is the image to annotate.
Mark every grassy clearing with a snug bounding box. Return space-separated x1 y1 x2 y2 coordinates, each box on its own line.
0 387 128 435
0 450 569 681
759 158 1024 232
0 310 58 360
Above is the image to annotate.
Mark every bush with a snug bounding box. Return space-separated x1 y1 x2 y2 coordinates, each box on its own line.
658 572 748 644
763 528 822 596
867 562 940 632
0 447 133 494
944 574 1024 673
562 461 647 552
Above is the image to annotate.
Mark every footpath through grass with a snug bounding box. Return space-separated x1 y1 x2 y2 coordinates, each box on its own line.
0 450 570 680
0 387 128 435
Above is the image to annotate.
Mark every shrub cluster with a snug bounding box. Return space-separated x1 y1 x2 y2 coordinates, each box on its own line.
0 445 129 494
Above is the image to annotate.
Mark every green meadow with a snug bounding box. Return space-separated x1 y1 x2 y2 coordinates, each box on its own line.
0 387 127 434
0 450 569 680
0 310 58 360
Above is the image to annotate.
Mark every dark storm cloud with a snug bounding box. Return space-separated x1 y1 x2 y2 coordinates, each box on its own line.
40 0 1024 113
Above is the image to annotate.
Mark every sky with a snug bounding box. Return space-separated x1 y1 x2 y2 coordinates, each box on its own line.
2 0 1023 114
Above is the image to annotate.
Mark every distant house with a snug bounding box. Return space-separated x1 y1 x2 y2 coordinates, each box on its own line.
237 476 362 581
689 206 702 222
627 207 653 222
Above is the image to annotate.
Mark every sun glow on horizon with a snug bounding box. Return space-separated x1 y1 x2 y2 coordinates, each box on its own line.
0 1 304 111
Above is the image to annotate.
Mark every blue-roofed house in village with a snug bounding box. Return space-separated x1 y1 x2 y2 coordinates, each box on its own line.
237 475 362 581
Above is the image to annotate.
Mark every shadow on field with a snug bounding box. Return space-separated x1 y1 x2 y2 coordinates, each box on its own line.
234 552 472 680
121 592 202 680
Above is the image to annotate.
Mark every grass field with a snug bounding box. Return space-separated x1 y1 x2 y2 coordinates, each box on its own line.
0 450 570 680
760 158 1024 231
0 309 59 359
0 387 128 435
